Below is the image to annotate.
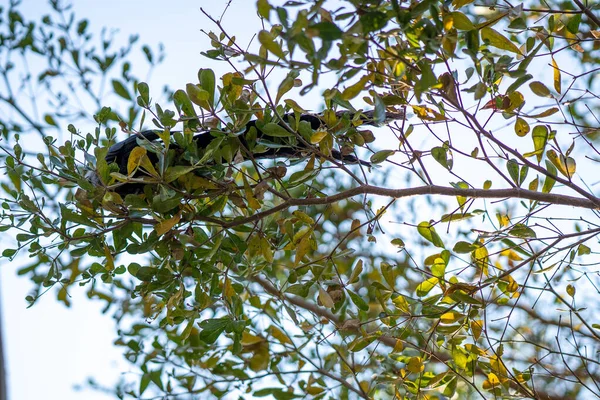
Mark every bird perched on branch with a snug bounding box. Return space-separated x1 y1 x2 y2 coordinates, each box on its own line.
90 109 404 195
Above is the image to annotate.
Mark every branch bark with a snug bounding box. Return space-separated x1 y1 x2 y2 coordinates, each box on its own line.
217 184 599 228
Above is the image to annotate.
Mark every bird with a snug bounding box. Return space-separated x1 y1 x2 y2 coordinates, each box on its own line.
89 109 404 195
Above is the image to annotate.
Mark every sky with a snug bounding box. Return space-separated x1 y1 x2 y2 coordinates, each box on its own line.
0 1 271 399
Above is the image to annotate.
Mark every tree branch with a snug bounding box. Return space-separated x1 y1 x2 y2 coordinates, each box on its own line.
217 184 599 228
573 0 600 28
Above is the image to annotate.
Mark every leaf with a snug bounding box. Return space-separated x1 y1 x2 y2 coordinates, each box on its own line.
528 107 559 118
242 174 261 210
531 125 548 163
406 357 424 373
481 27 521 54
310 130 328 144
348 259 363 284
198 68 215 108
262 123 293 137
416 277 439 297
186 83 209 106
163 166 196 183
127 147 147 175
506 159 520 186
529 81 552 97
349 335 377 352
268 326 292 345
551 57 561 94
112 79 131 100
347 290 369 311
199 317 230 344
514 117 530 137
360 11 388 33
155 213 181 236
417 221 445 248
509 224 536 238
547 149 576 178
318 287 334 308
173 89 197 118
311 21 343 41
341 75 371 100
256 0 271 19
370 150 395 164
542 160 557 193
276 70 299 104
449 12 474 30
431 147 452 170
440 311 464 324
258 30 286 59
566 284 576 297
453 241 477 253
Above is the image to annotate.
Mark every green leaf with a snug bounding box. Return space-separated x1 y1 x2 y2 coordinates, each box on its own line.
532 125 548 163
360 11 388 33
417 221 445 248
311 22 343 41
258 30 286 59
481 27 521 54
506 159 520 186
198 68 216 108
173 89 197 118
370 150 395 164
262 123 293 137
347 290 369 311
137 82 150 106
111 79 131 100
453 241 477 253
198 317 231 344
542 160 557 193
256 0 271 19
509 224 536 238
529 81 552 97
431 147 452 170
450 12 474 30
349 335 377 352
186 83 209 106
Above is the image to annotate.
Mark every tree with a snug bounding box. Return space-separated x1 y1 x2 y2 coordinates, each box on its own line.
2 0 600 398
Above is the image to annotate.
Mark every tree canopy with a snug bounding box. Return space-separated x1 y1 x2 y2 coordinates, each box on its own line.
2 0 600 398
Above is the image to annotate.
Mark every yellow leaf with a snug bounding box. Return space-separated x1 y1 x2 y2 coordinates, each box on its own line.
127 146 147 176
471 320 483 340
393 339 404 353
406 356 424 373
341 74 371 100
268 325 292 345
310 130 328 144
551 57 561 94
294 235 311 266
567 284 576 297
318 287 335 308
481 27 521 54
155 212 181 236
514 117 530 137
440 311 463 324
242 174 261 210
260 237 273 262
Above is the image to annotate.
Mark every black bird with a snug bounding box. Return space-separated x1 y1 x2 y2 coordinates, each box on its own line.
91 109 404 195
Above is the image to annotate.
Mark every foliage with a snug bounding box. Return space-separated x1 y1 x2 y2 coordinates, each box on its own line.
2 0 600 399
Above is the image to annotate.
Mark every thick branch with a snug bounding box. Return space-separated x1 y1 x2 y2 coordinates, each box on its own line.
573 0 600 28
219 185 599 228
